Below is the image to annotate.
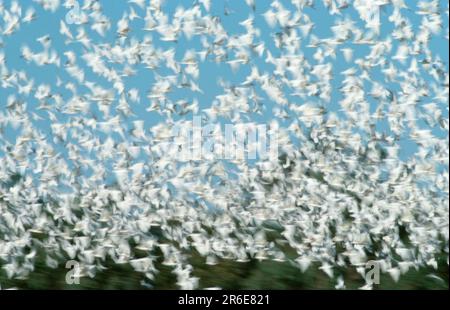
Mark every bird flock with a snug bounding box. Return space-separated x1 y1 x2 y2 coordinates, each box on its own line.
0 0 448 289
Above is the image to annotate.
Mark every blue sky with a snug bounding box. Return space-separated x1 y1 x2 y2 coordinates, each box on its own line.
0 0 448 183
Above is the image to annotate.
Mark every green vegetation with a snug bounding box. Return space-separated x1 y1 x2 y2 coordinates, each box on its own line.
1 252 447 290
